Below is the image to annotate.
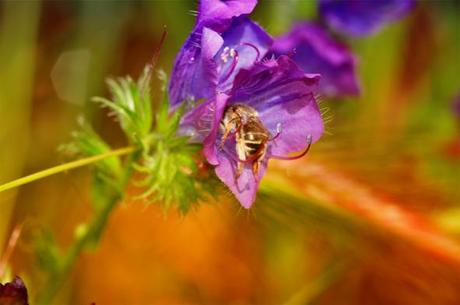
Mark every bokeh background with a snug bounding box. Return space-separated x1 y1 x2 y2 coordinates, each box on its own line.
1 1 460 304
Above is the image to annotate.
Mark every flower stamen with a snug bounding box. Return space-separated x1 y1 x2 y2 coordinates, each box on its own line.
269 123 282 141
220 48 239 84
240 42 261 62
270 135 313 160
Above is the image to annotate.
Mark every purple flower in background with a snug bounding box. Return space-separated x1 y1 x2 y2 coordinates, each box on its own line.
180 56 323 208
271 22 360 98
319 0 416 37
453 92 460 120
0 277 29 305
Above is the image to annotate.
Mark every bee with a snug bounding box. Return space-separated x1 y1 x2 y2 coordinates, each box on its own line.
219 104 314 181
220 103 270 179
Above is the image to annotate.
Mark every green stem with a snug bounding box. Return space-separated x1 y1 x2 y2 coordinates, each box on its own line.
37 152 137 305
0 146 134 194
38 194 120 304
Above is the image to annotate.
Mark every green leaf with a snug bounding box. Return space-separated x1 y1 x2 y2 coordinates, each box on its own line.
93 70 153 145
60 118 122 179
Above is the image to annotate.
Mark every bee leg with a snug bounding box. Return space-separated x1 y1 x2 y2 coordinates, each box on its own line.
220 118 240 149
235 138 246 179
236 161 244 179
252 156 265 182
252 157 261 178
252 145 266 182
252 161 260 182
220 126 232 149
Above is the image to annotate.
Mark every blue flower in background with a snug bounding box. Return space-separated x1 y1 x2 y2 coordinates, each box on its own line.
319 0 416 37
453 92 460 120
271 22 360 98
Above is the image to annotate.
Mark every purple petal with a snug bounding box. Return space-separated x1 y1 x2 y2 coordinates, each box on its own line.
198 0 257 31
180 92 229 158
453 92 460 120
214 151 267 208
179 96 217 143
169 0 257 110
229 55 323 155
319 0 416 37
216 17 273 91
272 22 360 97
168 27 223 109
262 95 323 157
201 93 229 165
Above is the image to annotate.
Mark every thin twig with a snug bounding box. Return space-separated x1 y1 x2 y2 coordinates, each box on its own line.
0 146 134 194
0 224 23 278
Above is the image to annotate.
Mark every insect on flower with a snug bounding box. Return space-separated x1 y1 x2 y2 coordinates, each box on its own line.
178 54 323 208
219 103 313 180
170 0 323 208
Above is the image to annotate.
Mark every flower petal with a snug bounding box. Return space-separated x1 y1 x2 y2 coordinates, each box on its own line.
169 1 269 109
168 27 223 110
214 151 267 208
202 93 229 165
319 0 416 37
198 0 257 31
230 55 323 156
216 17 273 91
263 94 323 157
272 22 360 97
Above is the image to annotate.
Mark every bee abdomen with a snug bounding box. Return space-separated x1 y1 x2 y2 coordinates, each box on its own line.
245 141 261 151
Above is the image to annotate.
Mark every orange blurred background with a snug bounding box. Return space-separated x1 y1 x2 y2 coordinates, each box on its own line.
1 1 460 304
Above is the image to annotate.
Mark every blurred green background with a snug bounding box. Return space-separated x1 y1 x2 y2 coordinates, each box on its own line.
1 1 460 304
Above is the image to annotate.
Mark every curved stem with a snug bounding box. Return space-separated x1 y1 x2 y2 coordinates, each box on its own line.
0 146 134 194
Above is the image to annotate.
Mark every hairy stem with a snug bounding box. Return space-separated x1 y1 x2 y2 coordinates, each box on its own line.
0 146 134 194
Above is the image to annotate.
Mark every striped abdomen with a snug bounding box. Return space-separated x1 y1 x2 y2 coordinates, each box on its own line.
236 118 269 160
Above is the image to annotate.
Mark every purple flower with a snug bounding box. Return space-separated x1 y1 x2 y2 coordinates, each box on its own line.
453 92 460 120
271 22 360 98
180 56 323 208
319 0 416 37
0 277 29 305
170 0 324 208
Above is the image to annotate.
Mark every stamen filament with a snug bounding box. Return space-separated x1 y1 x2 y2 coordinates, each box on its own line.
240 42 261 62
0 146 134 194
269 123 282 141
220 49 239 83
223 135 313 164
271 135 313 160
